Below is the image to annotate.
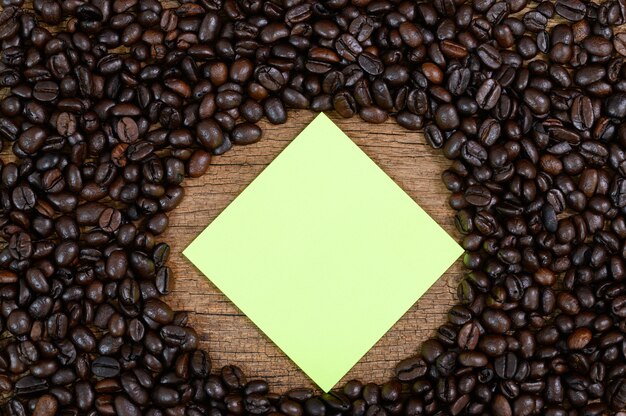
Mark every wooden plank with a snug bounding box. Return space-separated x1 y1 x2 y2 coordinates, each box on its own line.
161 111 464 391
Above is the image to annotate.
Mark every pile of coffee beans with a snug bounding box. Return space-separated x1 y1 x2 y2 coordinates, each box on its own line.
0 0 625 413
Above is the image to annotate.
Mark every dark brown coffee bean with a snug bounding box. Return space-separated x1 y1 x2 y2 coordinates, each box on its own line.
358 52 384 76
614 33 626 57
333 92 357 118
476 79 502 110
18 127 46 154
114 395 141 416
394 356 428 381
232 123 262 145
256 66 286 91
0 6 20 40
12 185 37 210
117 117 139 143
571 95 594 131
336 34 363 61
33 81 59 102
92 356 121 378
492 394 513 416
583 35 614 57
477 44 503 69
97 207 122 233
555 0 586 21
435 104 460 130
458 321 481 350
494 352 518 379
55 112 77 137
196 119 224 150
359 107 388 124
523 88 550 115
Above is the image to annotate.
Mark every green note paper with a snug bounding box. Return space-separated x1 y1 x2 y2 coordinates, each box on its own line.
184 113 463 392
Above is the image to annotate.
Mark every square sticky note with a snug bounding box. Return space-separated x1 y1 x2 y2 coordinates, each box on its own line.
184 113 463 391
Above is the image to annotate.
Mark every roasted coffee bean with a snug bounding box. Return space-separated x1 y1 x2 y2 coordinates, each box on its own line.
336 34 363 61
256 66 286 91
359 107 388 124
435 104 460 130
524 88 550 114
231 123 262 145
33 81 59 102
476 79 502 110
458 321 481 350
555 0 586 21
333 92 357 118
246 87 274 115
615 33 626 57
92 356 121 378
358 52 384 76
395 356 428 381
18 127 46 155
0 7 20 40
56 112 76 137
424 124 445 149
477 44 503 69
15 376 48 396
117 117 139 143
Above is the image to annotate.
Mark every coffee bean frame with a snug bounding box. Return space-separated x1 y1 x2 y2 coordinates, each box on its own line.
2 0 621 393
1 0 626 414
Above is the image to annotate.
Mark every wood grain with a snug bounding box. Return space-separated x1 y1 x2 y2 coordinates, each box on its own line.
162 111 464 392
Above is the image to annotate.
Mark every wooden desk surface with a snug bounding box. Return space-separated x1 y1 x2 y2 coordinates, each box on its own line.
163 111 464 392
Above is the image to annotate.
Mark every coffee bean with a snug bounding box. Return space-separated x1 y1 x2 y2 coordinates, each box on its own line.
458 321 481 349
614 33 626 57
333 92 357 118
15 376 48 396
336 34 363 61
0 6 20 40
92 356 121 378
555 0 586 21
117 117 139 143
492 394 513 416
494 352 519 379
567 327 593 350
114 395 142 416
458 351 488 367
465 185 492 206
422 63 444 84
256 66 286 91
476 79 502 110
18 127 46 155
477 44 503 69
358 52 384 76
523 11 548 32
606 93 626 118
196 119 224 150
523 88 550 114
232 123 262 145
33 81 59 102
435 104 460 130
583 35 614 57
359 107 388 124
394 356 428 381
56 112 77 137
482 309 511 334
